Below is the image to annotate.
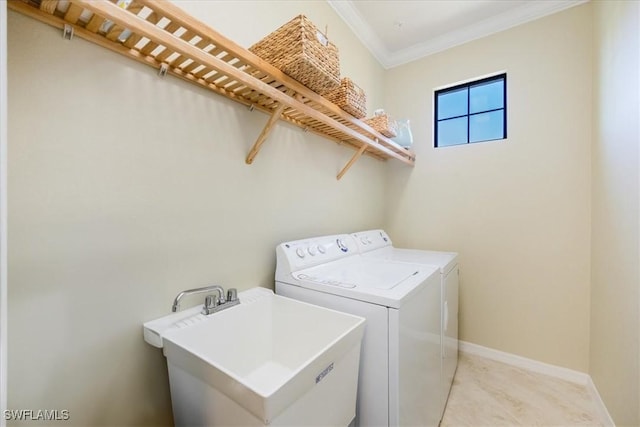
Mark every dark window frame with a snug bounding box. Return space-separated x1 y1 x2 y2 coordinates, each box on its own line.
434 73 507 147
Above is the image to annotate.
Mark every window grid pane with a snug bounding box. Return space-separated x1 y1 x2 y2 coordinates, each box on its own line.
437 87 468 120
469 110 504 143
438 117 468 147
469 80 504 114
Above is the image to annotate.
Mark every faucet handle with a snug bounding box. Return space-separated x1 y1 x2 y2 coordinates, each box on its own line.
202 294 220 315
204 294 219 310
227 288 238 302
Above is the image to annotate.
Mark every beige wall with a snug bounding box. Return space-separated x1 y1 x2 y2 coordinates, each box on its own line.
590 1 640 425
7 2 386 425
383 5 593 371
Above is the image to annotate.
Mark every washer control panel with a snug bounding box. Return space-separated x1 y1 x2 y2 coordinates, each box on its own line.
276 234 357 271
351 229 393 253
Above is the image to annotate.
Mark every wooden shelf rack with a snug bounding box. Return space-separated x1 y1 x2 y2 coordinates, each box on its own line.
8 0 416 179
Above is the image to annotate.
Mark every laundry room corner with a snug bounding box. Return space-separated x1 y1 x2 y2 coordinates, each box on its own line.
382 3 593 373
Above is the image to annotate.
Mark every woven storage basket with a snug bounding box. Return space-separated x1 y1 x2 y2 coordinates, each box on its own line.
249 15 340 95
324 78 367 119
364 113 398 138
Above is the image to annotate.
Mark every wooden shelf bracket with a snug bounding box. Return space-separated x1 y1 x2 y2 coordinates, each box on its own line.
337 144 367 180
246 103 286 165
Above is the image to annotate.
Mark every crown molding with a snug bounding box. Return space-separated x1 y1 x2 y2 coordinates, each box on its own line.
326 0 392 66
328 0 589 69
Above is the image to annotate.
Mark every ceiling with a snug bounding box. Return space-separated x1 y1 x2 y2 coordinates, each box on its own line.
327 0 587 69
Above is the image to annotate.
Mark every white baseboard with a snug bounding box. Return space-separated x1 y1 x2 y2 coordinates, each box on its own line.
586 376 616 427
459 341 614 426
459 340 589 384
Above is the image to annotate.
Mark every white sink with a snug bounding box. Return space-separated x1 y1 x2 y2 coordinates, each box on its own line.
144 287 365 426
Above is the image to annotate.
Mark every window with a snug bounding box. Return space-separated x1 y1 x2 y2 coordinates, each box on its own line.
434 73 507 147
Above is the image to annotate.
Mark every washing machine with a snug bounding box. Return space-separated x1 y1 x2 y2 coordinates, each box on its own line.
351 229 459 419
275 234 442 427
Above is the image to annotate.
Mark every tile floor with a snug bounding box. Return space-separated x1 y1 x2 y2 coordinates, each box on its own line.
440 353 604 426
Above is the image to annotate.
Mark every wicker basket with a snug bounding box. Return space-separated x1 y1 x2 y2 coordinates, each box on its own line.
324 78 367 119
249 15 340 95
364 113 398 138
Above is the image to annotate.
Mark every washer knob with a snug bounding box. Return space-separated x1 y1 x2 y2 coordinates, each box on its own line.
317 245 326 254
295 248 305 258
307 245 317 256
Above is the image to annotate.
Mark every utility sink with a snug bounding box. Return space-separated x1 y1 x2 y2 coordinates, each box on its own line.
144 287 366 426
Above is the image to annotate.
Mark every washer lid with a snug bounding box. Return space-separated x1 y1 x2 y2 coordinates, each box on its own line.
363 247 458 274
295 258 420 290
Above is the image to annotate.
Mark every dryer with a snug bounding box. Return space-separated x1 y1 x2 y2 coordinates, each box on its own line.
351 229 459 419
275 234 441 427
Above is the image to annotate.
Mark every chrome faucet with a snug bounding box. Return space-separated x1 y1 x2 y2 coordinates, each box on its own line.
171 285 240 315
